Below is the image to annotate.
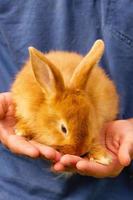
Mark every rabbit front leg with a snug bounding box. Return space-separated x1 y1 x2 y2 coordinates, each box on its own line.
15 119 32 139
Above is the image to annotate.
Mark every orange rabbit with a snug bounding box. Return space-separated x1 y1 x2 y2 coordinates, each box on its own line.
11 40 118 165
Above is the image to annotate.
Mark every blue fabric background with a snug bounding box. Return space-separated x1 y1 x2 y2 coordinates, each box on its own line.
0 0 133 199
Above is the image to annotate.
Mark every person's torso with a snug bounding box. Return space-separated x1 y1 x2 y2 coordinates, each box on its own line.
0 1 133 199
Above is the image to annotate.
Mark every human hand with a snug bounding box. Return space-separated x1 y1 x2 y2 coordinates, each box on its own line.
105 119 133 166
53 150 123 178
0 92 61 162
53 119 133 177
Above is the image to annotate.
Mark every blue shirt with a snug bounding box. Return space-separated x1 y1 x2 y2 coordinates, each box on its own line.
0 1 133 199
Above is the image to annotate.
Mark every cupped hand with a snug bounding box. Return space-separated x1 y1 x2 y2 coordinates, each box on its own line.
0 92 61 162
53 150 123 178
105 120 133 166
53 119 133 177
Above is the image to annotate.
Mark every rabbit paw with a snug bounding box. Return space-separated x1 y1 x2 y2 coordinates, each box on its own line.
90 155 112 165
15 128 25 136
89 145 112 165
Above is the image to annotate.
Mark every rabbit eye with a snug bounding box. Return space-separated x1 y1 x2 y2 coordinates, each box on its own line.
61 124 67 134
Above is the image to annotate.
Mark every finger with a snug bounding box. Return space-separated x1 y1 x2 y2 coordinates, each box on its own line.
2 92 13 106
118 140 133 166
6 104 15 118
52 162 66 172
0 93 16 127
0 128 39 158
0 93 12 120
52 154 82 173
106 139 120 155
76 160 108 177
60 154 82 166
76 160 121 178
105 128 120 155
30 141 61 162
52 161 77 173
0 126 14 144
8 136 40 157
0 98 6 119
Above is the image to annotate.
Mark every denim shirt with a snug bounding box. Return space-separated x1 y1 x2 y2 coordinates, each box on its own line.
0 1 133 199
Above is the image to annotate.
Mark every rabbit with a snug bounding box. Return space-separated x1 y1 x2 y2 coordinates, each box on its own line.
11 40 119 165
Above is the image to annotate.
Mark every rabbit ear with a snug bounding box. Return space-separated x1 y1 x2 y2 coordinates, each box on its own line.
29 47 65 97
69 40 105 89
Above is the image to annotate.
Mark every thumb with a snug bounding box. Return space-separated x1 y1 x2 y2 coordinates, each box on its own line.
118 140 133 166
